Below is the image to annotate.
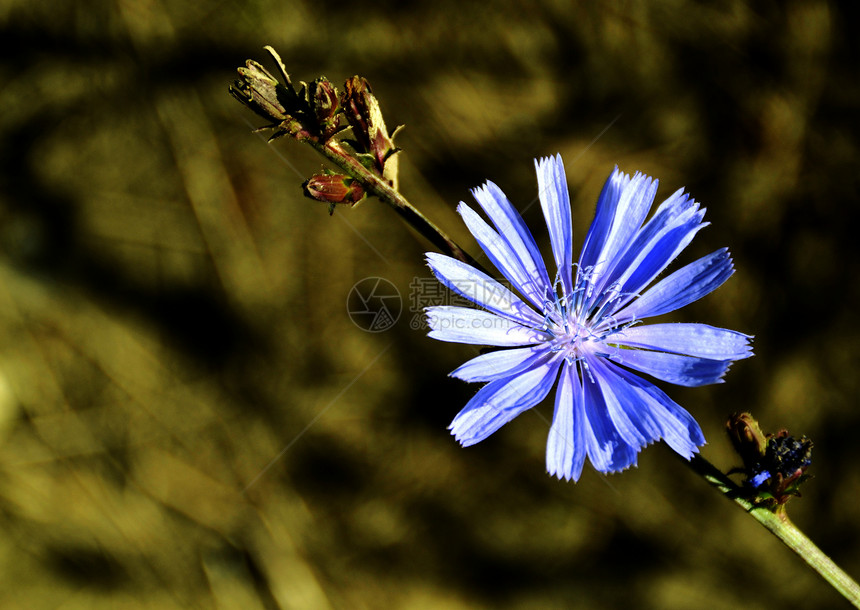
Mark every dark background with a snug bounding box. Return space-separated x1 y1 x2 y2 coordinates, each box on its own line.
1 1 858 608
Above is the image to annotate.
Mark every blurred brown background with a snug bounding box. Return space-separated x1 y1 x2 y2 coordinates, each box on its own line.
1 1 858 608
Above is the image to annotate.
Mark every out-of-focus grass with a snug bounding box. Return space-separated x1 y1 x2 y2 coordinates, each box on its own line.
1 1 858 608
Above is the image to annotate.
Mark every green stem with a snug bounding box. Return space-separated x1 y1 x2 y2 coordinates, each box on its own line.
686 454 860 608
307 138 490 274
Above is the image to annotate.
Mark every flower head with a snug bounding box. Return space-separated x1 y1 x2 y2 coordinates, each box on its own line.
425 154 753 481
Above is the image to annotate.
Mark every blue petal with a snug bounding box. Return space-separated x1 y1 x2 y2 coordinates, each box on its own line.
458 202 550 310
603 362 705 458
613 323 753 360
449 361 561 446
471 182 553 300
536 155 574 296
613 249 734 322
607 349 732 387
546 361 587 481
580 362 639 473
578 167 631 272
589 186 692 300
617 221 705 306
588 358 653 450
750 471 772 488
590 357 667 449
587 172 658 294
597 194 707 310
451 345 553 382
426 252 545 328
426 306 548 346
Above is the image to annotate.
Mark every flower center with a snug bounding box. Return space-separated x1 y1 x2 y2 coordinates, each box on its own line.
543 293 597 362
542 267 634 364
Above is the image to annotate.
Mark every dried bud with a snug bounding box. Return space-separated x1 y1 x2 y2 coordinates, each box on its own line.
303 173 365 213
341 76 373 151
229 47 314 141
230 59 290 122
727 412 768 467
341 76 399 183
727 412 813 506
309 77 341 140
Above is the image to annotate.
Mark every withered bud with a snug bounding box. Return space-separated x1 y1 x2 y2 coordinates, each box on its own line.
230 59 290 122
309 77 341 140
229 47 315 141
303 173 365 212
727 412 768 467
341 76 399 179
341 76 374 151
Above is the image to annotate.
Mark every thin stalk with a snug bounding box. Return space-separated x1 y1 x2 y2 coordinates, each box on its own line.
686 454 860 608
307 138 489 274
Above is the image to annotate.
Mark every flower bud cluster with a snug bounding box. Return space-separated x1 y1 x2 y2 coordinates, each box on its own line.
727 412 813 506
230 47 401 210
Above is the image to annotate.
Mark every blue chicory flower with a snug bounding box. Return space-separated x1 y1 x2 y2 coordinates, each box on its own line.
425 154 753 481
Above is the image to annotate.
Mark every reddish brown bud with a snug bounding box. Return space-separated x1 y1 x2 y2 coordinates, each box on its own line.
303 173 365 209
341 76 374 151
309 77 341 140
341 76 399 183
